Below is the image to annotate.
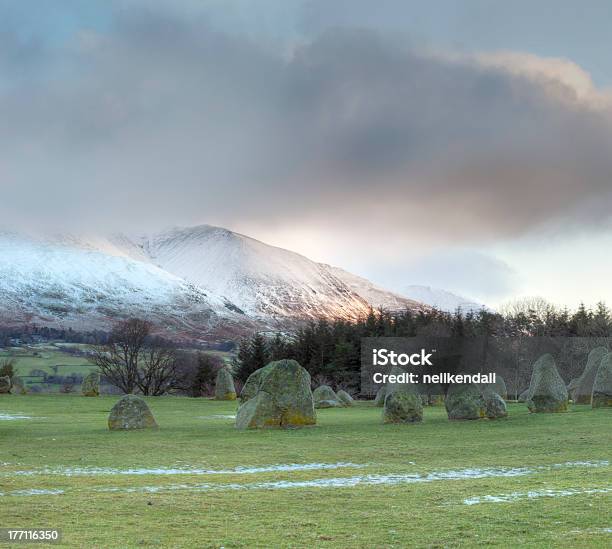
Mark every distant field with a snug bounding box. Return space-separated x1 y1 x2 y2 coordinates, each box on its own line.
0 345 95 385
0 396 610 548
0 345 235 392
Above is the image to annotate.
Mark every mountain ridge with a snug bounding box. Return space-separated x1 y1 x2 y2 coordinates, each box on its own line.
401 284 487 313
0 225 429 339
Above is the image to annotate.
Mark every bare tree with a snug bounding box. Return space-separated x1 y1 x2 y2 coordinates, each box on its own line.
0 357 16 378
90 318 179 395
499 296 557 323
136 336 179 396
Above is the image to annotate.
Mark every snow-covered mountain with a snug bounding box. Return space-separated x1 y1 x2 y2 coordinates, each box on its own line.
401 285 487 313
0 225 428 338
113 225 375 322
329 267 426 312
0 231 254 338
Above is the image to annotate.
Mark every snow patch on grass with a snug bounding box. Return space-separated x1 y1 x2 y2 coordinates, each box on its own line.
0 489 64 497
547 460 609 469
464 487 612 505
0 412 33 420
94 466 538 494
2 462 366 477
2 460 608 497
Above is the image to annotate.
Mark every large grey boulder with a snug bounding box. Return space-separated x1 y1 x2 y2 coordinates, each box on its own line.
81 372 100 397
592 353 612 408
574 347 608 404
108 395 158 430
383 367 423 423
336 389 354 406
527 354 569 413
525 353 555 400
0 376 11 394
373 386 386 407
445 383 485 420
236 360 316 429
313 385 342 408
482 388 508 419
214 368 237 401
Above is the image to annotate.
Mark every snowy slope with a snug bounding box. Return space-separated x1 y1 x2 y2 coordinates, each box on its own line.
0 231 250 337
122 226 374 322
401 285 487 313
329 267 428 312
0 225 431 337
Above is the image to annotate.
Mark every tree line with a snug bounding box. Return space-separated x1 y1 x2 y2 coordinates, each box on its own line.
8 297 609 397
233 299 612 391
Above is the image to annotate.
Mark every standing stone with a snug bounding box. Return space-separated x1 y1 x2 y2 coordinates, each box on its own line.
239 366 266 404
518 388 530 402
235 360 316 429
445 383 485 420
482 388 508 419
108 395 158 430
574 347 608 404
383 367 423 423
527 354 569 413
592 353 612 408
373 386 386 407
336 389 354 406
526 354 553 400
214 368 237 401
0 376 11 394
10 376 26 395
313 385 342 408
81 372 100 397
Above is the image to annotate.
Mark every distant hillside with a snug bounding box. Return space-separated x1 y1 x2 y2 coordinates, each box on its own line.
401 285 487 313
0 226 430 338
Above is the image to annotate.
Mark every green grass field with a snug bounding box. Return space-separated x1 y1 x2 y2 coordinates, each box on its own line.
1 347 95 376
0 395 610 548
1 345 234 393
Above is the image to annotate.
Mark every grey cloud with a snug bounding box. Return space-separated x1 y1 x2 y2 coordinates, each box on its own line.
396 250 520 301
2 5 612 245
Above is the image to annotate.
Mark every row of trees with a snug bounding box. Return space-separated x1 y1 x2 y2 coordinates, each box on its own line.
233 300 612 390
35 298 612 396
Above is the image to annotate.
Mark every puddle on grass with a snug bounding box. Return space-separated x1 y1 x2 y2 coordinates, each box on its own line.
464 487 612 505
548 461 610 469
1 460 609 497
67 462 611 496
569 527 612 536
91 466 539 494
198 414 236 420
2 462 367 478
0 413 33 420
0 489 64 497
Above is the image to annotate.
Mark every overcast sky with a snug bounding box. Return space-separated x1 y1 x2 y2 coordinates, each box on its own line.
2 1 612 308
